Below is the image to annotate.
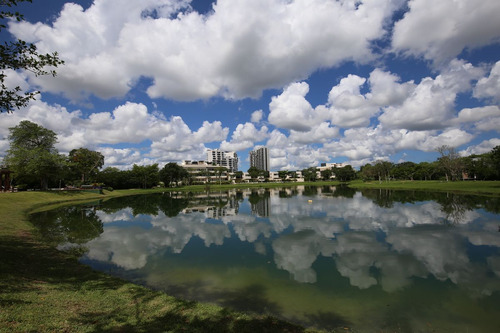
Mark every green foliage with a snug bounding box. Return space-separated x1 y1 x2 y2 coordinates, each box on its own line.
320 168 333 180
159 162 189 187
373 160 393 182
391 161 416 180
358 163 375 181
68 148 104 183
413 161 440 180
301 167 317 182
278 170 289 181
131 163 159 189
357 146 500 183
437 145 463 181
0 0 64 113
4 120 65 189
30 205 104 246
247 166 261 179
333 165 356 181
95 167 132 189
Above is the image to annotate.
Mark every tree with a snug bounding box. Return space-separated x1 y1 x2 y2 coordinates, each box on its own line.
301 167 317 182
68 148 104 183
392 162 416 180
247 166 261 180
358 163 376 181
234 170 243 180
131 164 159 189
4 120 64 189
491 146 500 180
373 160 393 182
413 161 439 180
334 165 356 181
320 168 333 181
215 166 227 185
96 167 133 189
1 0 64 113
437 145 463 181
278 170 289 181
159 162 189 187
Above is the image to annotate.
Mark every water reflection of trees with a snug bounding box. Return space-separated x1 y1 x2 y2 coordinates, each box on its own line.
32 187 500 311
327 185 356 198
31 205 104 247
360 189 500 223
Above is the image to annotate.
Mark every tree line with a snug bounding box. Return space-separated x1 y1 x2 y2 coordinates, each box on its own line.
3 121 500 191
358 145 500 182
1 120 191 190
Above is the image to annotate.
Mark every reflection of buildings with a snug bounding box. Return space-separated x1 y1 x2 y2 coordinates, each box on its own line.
249 190 271 217
181 192 239 219
252 198 270 217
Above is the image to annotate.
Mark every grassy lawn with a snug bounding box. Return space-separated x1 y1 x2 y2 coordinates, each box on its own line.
0 189 325 333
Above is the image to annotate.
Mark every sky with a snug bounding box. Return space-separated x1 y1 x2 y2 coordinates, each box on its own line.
1 0 499 172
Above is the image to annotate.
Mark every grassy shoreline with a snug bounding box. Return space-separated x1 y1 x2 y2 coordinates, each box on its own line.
0 189 324 333
1 181 499 332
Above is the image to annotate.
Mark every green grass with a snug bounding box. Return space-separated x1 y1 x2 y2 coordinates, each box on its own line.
0 189 327 333
348 180 500 196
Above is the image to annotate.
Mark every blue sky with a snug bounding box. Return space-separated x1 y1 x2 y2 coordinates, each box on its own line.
1 0 499 171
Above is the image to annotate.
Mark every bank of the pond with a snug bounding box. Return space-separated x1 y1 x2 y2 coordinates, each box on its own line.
2 180 498 332
0 189 325 333
347 180 500 196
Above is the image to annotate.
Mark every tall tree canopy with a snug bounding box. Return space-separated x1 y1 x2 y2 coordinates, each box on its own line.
437 145 463 181
68 148 104 183
159 162 189 187
131 163 159 189
247 166 263 180
1 0 64 113
5 120 64 189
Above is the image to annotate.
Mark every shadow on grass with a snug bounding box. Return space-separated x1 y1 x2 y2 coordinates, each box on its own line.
0 234 316 332
74 304 307 333
0 235 125 294
165 281 282 315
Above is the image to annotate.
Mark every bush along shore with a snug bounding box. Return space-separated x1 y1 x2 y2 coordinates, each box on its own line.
2 181 499 332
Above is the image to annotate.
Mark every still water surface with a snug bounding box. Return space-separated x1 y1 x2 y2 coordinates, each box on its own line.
31 186 500 332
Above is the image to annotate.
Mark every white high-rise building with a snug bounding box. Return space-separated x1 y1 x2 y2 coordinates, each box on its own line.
249 147 270 172
206 149 238 172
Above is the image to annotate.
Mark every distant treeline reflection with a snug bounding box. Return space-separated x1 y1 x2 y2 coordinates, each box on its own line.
31 186 500 248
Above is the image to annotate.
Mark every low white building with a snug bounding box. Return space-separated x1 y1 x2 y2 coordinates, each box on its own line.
181 160 232 183
318 162 347 172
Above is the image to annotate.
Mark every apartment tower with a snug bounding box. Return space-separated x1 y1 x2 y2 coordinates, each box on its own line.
249 147 270 172
206 149 239 172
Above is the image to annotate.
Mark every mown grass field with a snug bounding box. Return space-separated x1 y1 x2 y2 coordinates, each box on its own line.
1 181 499 332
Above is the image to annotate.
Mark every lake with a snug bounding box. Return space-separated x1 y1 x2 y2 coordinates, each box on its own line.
30 186 500 332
